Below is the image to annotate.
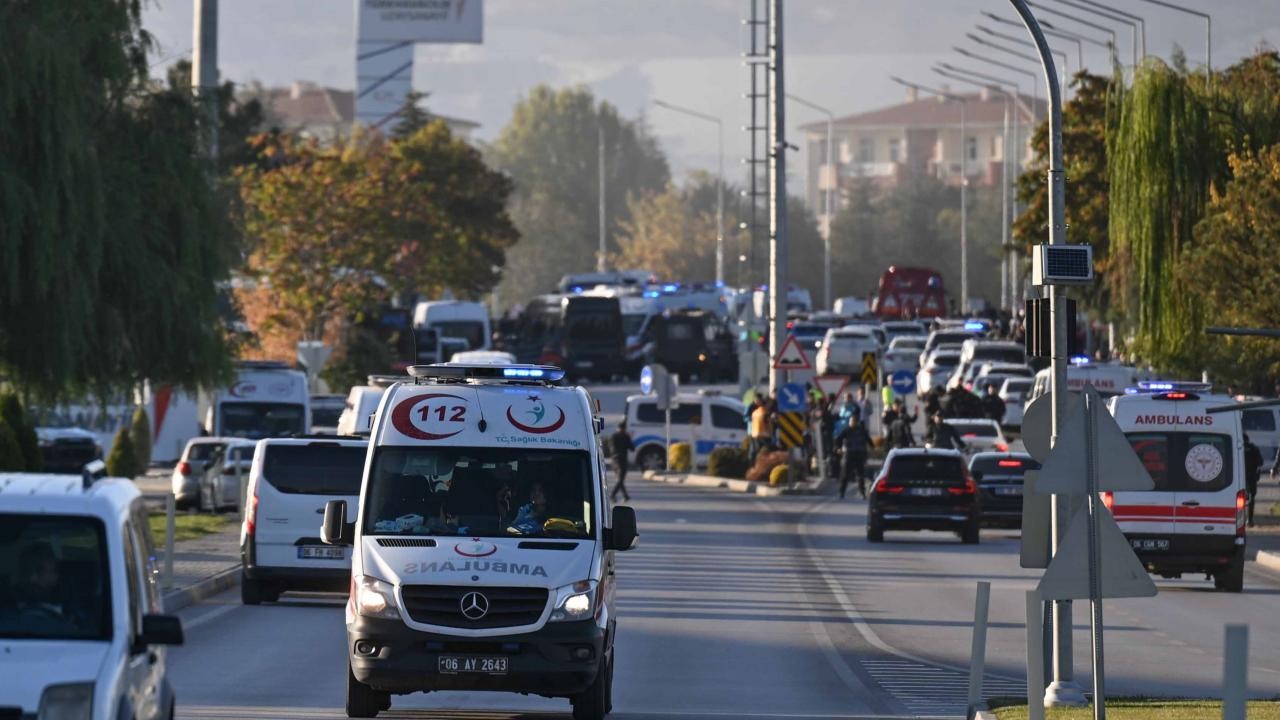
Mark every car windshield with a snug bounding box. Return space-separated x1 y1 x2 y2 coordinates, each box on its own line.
364 447 595 539
431 321 486 351
1003 380 1033 394
263 444 367 495
888 455 964 484
973 347 1026 364
311 406 343 428
949 422 999 438
929 354 960 368
186 442 222 461
221 402 306 439
0 514 111 641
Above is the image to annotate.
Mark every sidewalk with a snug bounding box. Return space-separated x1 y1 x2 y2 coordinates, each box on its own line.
159 525 241 613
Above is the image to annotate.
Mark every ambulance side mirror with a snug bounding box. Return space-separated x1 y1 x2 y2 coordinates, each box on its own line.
608 506 638 551
321 500 353 546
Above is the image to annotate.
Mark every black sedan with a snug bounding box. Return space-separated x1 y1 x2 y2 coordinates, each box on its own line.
867 448 981 544
968 452 1040 528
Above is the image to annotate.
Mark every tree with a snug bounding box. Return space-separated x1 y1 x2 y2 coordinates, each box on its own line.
164 59 266 170
0 393 39 471
129 406 152 474
1177 145 1280 391
489 86 670 304
392 90 434 140
614 176 749 283
0 419 23 472
105 427 138 478
0 0 238 396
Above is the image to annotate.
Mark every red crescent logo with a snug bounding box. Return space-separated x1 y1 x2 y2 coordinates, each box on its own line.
506 406 566 434
454 541 497 558
391 393 466 440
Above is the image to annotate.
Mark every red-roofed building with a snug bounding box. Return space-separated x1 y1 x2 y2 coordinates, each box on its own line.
799 87 1043 236
252 82 480 143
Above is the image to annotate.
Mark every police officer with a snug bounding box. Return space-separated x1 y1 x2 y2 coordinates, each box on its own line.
1245 434 1263 527
609 421 634 502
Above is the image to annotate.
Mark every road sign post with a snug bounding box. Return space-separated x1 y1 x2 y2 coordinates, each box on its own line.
889 370 916 397
860 352 877 388
773 335 812 372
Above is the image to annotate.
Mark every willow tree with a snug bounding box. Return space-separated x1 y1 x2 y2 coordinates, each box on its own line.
1107 61 1215 371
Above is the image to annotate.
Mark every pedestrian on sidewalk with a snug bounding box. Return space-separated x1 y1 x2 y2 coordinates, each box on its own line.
835 415 871 499
610 421 634 503
1245 434 1262 526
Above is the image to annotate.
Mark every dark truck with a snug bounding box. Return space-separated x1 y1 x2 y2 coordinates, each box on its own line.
645 310 734 382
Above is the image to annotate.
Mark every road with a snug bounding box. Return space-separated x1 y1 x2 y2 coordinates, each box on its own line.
164 466 1280 720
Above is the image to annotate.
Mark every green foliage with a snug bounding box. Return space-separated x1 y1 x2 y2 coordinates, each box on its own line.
164 60 266 170
0 419 24 472
129 407 151 473
489 85 670 303
0 393 40 471
707 446 750 479
668 442 692 473
105 426 138 478
391 90 434 140
0 0 237 397
322 325 394 395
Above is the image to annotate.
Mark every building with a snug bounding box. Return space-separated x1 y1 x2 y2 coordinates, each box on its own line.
799 87 1043 236
251 82 480 143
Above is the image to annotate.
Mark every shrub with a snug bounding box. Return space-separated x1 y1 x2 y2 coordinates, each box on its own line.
106 426 138 478
0 393 40 471
768 464 789 487
668 442 692 472
707 447 750 479
0 418 24 471
746 450 788 483
129 406 152 473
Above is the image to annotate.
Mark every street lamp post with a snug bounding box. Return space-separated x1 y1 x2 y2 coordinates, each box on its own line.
1132 0 1210 72
1050 0 1144 66
1027 1 1123 66
653 100 726 287
954 47 1041 123
1065 0 1146 58
890 77 969 311
787 93 835 310
969 31 1069 97
984 12 1085 70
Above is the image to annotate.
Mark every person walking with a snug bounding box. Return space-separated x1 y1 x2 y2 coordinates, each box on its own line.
1245 434 1263 527
835 415 872 499
981 384 1006 425
609 421 634 502
750 396 775 461
926 411 966 452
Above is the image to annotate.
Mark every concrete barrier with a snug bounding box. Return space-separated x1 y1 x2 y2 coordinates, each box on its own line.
1255 550 1280 574
642 470 822 496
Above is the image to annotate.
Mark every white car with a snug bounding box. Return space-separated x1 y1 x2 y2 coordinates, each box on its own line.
1000 377 1033 429
240 437 368 604
917 349 961 394
817 327 881 376
950 340 1028 391
882 347 922 376
170 437 232 510
197 439 256 512
943 418 1009 454
0 467 185 720
888 335 926 354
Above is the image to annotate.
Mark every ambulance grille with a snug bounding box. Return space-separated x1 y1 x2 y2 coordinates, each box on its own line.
401 585 549 629
375 538 437 548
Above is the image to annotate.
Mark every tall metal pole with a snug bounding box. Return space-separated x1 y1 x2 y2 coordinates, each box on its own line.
192 0 219 164
1070 0 1146 58
1131 0 1210 72
1008 0 1087 707
787 94 835 309
597 124 607 273
766 0 787 395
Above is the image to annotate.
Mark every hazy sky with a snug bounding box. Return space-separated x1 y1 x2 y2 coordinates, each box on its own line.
143 0 1278 194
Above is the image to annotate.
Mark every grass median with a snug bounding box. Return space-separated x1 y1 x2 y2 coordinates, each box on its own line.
148 512 228 543
991 699 1280 719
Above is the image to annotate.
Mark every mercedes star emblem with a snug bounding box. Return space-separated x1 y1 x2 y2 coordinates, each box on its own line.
460 591 489 620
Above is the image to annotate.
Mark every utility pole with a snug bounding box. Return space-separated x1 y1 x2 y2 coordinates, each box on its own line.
192 0 219 164
597 124 607 273
766 0 787 395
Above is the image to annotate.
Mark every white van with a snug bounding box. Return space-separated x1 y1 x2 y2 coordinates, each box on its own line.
413 300 492 352
204 361 310 440
320 364 637 719
1027 361 1155 404
1106 382 1247 592
625 391 747 471
0 469 185 720
1240 403 1280 474
240 437 368 604
337 377 403 437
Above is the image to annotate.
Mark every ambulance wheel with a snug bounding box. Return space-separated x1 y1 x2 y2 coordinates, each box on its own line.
346 664 386 718
960 520 981 545
241 572 262 605
571 658 610 720
866 520 884 543
1215 553 1244 593
636 447 665 472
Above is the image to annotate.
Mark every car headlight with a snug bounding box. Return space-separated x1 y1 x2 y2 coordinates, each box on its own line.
549 580 598 623
37 682 93 720
354 575 400 620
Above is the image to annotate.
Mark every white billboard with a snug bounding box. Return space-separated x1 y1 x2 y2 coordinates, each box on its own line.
357 0 483 44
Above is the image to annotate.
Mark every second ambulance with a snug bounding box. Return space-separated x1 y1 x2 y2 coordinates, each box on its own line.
320 364 638 720
1107 381 1247 592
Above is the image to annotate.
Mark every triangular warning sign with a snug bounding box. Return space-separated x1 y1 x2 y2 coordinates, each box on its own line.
814 375 849 398
1034 386 1155 495
1037 503 1157 600
773 334 812 370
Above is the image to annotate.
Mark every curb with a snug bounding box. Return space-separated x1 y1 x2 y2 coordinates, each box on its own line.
642 470 821 497
162 565 241 613
1256 550 1280 573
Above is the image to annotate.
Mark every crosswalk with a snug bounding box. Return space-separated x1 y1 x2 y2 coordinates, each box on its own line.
859 657 1025 717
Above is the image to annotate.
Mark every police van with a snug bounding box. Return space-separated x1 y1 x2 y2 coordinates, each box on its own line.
624 391 747 471
1106 382 1247 592
0 465 185 720
319 364 638 719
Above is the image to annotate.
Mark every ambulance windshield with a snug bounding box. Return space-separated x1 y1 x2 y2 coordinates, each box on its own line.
363 447 595 539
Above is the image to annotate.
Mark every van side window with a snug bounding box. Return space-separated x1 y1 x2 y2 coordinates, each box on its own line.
130 502 161 611
711 404 744 430
1243 410 1276 432
669 404 701 425
634 402 663 424
122 525 143 644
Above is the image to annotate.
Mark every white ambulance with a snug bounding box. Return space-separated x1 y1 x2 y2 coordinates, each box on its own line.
204 361 310 440
1106 381 1247 592
320 364 638 719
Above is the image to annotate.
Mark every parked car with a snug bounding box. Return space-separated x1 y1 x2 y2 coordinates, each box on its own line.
34 427 103 474
888 335 926 355
171 437 233 509
867 448 980 543
882 347 922 375
198 439 256 512
999 377 1034 430
949 340 1028 391
917 349 962 394
817 327 881 376
941 418 1009 454
968 452 1040 527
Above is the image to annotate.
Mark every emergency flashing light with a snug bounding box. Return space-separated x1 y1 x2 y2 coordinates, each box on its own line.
963 321 986 331
644 291 660 298
662 284 679 293
408 364 565 383
1070 355 1092 366
1136 380 1214 393
503 368 545 378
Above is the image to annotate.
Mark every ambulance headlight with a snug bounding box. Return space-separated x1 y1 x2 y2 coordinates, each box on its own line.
38 682 93 720
550 580 598 622
354 575 400 620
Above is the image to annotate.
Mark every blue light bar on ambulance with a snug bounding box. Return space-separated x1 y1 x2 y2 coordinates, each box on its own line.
1136 380 1214 393
1069 354 1092 366
963 321 987 332
407 364 565 383
662 284 679 293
